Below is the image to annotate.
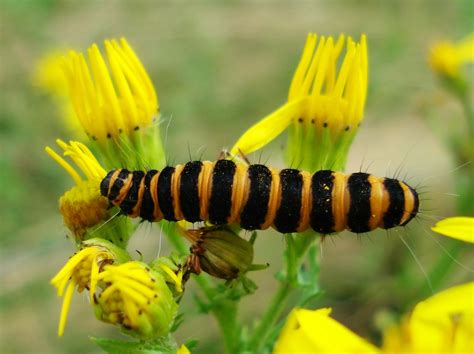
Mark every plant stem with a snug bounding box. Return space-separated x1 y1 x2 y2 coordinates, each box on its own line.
248 233 316 353
249 281 291 352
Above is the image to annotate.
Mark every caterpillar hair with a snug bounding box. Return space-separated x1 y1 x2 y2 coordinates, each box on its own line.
100 160 419 234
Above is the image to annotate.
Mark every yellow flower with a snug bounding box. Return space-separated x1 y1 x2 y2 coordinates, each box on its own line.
231 33 368 171
432 217 474 243
61 38 166 169
273 308 379 353
33 50 69 96
429 34 474 79
62 38 158 141
33 50 85 137
177 344 191 354
93 261 178 339
46 140 108 239
383 282 474 353
274 283 474 354
50 239 129 337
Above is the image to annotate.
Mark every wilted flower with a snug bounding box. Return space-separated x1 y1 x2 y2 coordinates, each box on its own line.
50 239 130 336
46 139 133 245
183 226 254 280
46 140 108 239
93 261 178 339
231 33 368 171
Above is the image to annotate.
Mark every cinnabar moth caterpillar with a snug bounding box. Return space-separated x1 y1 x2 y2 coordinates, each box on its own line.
100 160 419 234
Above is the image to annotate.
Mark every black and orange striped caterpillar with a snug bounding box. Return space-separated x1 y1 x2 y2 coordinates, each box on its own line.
100 160 419 234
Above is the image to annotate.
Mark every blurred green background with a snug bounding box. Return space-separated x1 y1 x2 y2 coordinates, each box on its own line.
1 0 473 353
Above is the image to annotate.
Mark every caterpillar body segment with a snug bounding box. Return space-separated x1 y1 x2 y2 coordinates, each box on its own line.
100 160 419 234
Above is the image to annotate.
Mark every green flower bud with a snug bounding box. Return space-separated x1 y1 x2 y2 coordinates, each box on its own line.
93 261 178 339
185 227 254 280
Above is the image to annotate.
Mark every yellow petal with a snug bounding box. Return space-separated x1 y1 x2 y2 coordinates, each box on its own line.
409 282 474 352
177 345 190 354
230 98 307 156
412 282 474 320
273 308 380 354
431 217 474 243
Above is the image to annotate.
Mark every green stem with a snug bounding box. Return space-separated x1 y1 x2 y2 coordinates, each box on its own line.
459 91 474 138
248 281 291 352
248 233 316 353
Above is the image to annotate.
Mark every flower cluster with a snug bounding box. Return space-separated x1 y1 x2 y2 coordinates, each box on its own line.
44 39 186 351
39 32 473 354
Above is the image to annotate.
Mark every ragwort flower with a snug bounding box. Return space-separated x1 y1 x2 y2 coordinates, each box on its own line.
50 239 130 337
61 38 166 169
46 140 133 245
46 140 108 240
93 261 178 339
429 34 474 80
231 33 368 171
274 282 474 353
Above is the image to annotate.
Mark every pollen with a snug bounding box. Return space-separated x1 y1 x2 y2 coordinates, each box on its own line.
59 181 109 239
46 140 108 238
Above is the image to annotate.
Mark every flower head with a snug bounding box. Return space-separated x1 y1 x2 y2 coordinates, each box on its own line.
61 38 166 169
46 140 109 239
51 239 129 337
274 282 474 354
93 261 178 339
383 282 474 353
429 34 474 79
231 33 368 171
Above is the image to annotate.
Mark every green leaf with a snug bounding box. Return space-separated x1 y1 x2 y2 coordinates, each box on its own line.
91 335 177 354
296 245 323 306
184 339 199 351
170 313 185 333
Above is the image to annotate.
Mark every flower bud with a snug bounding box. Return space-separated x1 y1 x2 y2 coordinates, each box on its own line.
93 261 178 339
184 227 254 280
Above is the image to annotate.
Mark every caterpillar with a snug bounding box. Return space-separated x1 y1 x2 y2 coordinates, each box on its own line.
100 160 419 234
